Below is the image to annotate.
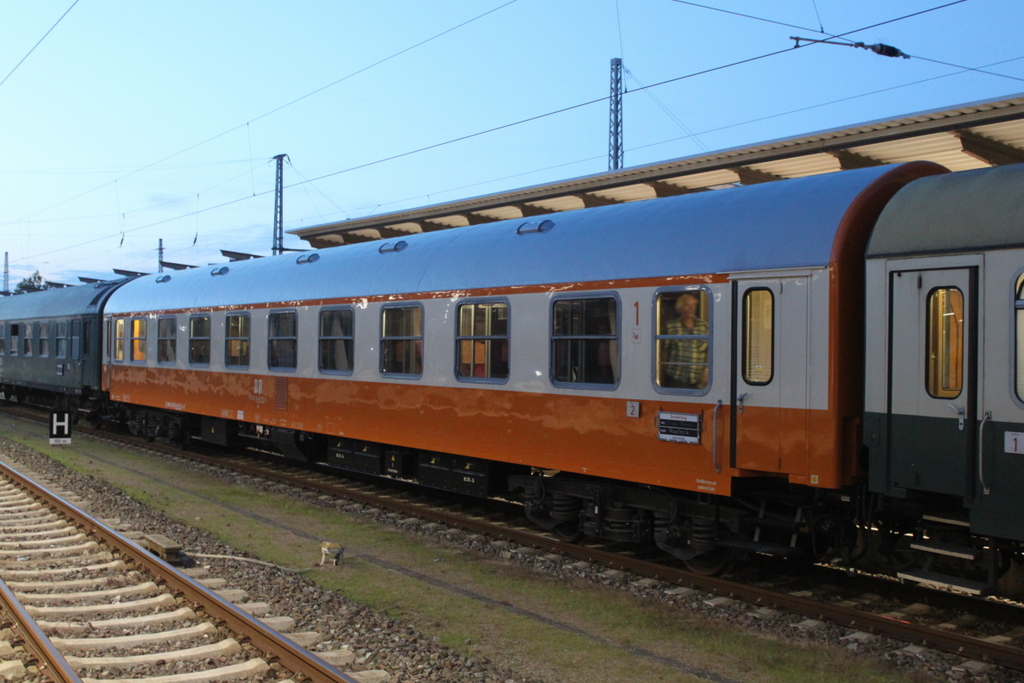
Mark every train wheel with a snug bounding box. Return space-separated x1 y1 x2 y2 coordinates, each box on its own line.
552 520 583 543
684 547 734 576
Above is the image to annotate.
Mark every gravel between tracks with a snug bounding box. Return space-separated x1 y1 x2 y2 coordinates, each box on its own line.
0 435 1020 683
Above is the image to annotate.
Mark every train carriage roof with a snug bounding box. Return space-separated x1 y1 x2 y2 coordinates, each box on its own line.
107 164 916 314
868 162 1024 258
0 280 127 320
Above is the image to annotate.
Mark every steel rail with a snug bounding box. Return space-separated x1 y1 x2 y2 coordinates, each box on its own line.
0 459 361 683
0 579 84 683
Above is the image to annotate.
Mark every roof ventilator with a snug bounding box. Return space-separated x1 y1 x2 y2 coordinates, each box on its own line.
516 219 555 235
156 275 172 283
379 240 408 254
211 266 230 276
296 252 320 264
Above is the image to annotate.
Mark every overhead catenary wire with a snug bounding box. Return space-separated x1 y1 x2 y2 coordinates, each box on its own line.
0 0 80 91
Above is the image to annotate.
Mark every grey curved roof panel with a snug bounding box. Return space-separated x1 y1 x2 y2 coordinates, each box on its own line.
107 165 904 315
868 162 1024 258
0 280 127 320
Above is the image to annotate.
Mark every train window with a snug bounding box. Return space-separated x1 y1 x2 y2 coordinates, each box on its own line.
56 322 68 359
926 287 963 399
226 314 251 368
8 324 17 357
742 289 773 385
551 297 618 386
1015 276 1024 402
38 323 49 358
130 318 147 362
188 315 211 365
113 319 125 362
73 320 83 360
268 311 297 370
381 305 422 376
22 322 33 357
655 290 710 391
157 317 176 363
319 308 353 373
0 322 5 355
456 301 508 381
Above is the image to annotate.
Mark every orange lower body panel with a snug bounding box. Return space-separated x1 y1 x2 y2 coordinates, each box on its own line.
108 366 850 495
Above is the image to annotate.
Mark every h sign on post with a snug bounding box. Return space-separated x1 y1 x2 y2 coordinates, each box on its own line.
50 412 71 445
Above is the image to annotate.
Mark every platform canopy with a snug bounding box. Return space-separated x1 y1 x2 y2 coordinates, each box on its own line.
291 93 1024 249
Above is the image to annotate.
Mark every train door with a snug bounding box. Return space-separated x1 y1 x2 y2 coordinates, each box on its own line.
885 262 979 497
731 276 809 474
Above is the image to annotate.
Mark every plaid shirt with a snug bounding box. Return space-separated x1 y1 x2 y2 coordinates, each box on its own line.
662 318 708 388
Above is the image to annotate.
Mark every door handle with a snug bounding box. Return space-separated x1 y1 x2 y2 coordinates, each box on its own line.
737 393 748 414
948 403 965 431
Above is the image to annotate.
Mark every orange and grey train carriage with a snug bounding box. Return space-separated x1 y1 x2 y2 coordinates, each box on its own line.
4 160 1024 590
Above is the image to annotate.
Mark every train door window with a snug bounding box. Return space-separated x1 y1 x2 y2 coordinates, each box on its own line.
226 313 251 368
0 322 5 355
129 318 147 362
73 320 83 360
456 301 508 381
38 323 49 358
926 287 963 399
742 289 773 385
188 315 211 365
319 308 353 373
9 324 17 357
22 323 33 357
381 305 423 376
551 296 619 386
268 311 297 370
655 289 710 391
113 319 125 361
56 322 68 359
1015 275 1024 402
157 317 176 364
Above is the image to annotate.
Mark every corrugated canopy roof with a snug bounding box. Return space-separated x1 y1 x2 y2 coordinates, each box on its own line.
291 93 1024 249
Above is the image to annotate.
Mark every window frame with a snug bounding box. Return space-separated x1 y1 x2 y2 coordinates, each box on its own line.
653 286 713 395
157 316 177 364
268 309 298 372
225 312 251 369
741 288 774 386
188 314 211 366
0 321 5 356
454 298 510 384
38 322 50 358
1014 271 1024 406
129 317 147 363
380 304 424 378
22 321 33 357
55 321 68 359
318 306 354 375
549 293 621 390
925 286 964 400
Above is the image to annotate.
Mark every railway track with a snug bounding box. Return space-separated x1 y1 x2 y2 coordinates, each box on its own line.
0 450 363 683
5 404 1024 676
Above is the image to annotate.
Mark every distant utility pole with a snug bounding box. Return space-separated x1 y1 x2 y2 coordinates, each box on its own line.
158 239 164 273
272 154 289 256
608 58 624 171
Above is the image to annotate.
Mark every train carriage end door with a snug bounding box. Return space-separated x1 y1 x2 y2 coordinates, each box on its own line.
731 276 810 474
886 263 979 498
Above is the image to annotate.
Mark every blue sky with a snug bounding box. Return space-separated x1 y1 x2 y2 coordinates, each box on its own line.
1 0 1022 285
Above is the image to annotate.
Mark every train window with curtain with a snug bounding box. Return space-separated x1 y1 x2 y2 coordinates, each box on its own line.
23 322 33 357
551 296 618 386
225 313 251 368
113 319 125 361
129 318 147 362
157 317 176 364
655 289 711 391
9 324 18 357
926 287 963 399
456 301 509 381
742 289 773 385
1016 275 1024 402
268 311 298 370
188 315 211 365
319 308 353 373
55 322 68 359
38 323 50 358
381 305 423 376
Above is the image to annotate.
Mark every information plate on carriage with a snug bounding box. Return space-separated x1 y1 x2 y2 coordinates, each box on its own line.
658 411 701 444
